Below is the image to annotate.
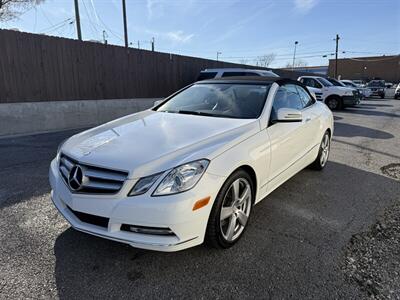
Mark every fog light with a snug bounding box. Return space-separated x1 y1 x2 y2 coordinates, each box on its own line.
121 224 174 236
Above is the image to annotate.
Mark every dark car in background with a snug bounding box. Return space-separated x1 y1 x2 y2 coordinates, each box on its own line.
367 80 386 99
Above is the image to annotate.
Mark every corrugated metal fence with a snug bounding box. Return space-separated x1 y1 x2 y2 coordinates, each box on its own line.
0 29 314 103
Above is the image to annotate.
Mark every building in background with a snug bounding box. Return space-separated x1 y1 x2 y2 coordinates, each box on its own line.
328 55 400 83
277 66 328 76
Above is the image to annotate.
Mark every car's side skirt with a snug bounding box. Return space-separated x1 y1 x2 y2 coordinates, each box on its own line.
255 143 320 204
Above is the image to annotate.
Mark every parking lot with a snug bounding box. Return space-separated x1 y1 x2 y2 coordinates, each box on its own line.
0 98 399 299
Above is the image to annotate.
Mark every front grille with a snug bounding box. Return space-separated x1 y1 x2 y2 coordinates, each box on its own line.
59 154 128 194
67 206 109 228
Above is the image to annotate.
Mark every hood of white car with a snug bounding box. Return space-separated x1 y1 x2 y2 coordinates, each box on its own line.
62 110 260 178
329 86 354 93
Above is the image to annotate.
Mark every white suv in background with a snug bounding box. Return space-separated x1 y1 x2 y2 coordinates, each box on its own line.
341 79 372 98
197 68 279 81
298 76 359 110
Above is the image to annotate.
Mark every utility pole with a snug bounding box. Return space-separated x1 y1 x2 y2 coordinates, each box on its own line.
74 0 82 40
137 40 140 49
122 0 128 48
102 30 108 45
217 51 222 61
292 41 298 71
151 37 155 51
334 34 340 78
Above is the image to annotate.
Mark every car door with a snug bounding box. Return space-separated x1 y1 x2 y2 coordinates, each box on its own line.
296 85 322 149
266 84 309 185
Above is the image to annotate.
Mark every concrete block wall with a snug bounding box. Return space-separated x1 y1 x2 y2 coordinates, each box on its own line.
0 98 159 137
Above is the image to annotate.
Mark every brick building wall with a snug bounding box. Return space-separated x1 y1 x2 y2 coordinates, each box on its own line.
328 55 400 82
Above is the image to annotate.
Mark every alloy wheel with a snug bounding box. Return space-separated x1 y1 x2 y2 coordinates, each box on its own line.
320 134 330 167
327 99 338 110
219 178 252 242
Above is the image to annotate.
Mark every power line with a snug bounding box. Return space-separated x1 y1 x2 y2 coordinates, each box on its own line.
81 0 101 39
89 2 124 42
39 17 73 32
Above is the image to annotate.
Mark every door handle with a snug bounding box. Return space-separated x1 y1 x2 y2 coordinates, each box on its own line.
305 117 311 122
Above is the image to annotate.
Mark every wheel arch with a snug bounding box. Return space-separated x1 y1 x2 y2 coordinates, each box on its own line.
325 94 342 101
229 165 258 203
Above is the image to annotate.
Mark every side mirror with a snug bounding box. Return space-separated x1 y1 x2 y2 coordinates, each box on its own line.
153 99 163 107
272 108 302 123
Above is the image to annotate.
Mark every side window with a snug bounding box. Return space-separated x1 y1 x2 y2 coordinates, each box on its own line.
270 84 304 120
221 72 245 77
302 78 312 87
311 79 323 88
302 78 322 89
296 86 315 107
245 72 260 76
197 72 217 81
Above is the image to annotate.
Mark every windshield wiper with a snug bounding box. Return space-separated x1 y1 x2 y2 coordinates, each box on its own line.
177 110 218 117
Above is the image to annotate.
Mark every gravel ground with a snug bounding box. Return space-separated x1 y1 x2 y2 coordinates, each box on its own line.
342 200 400 299
0 98 399 299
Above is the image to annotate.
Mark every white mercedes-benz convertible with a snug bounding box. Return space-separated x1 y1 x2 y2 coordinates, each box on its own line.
49 77 333 251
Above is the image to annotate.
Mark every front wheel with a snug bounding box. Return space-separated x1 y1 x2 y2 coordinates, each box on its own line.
310 131 331 170
325 96 342 110
206 170 254 249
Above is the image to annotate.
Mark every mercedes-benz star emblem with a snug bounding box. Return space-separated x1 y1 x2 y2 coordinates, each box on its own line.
68 165 84 191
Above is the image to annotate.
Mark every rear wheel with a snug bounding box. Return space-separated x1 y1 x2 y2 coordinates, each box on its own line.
206 170 254 249
325 96 342 110
310 131 331 170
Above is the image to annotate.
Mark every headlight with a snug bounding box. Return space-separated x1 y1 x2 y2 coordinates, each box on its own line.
128 173 161 196
153 159 209 196
56 138 67 161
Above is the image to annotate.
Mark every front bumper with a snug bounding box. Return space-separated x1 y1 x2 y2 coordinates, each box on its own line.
342 95 359 106
49 159 225 251
370 89 385 96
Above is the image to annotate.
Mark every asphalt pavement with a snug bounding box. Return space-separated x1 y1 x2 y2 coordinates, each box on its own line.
0 98 399 299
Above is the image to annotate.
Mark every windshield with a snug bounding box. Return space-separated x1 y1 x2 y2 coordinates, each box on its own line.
318 78 334 87
368 81 385 87
327 78 344 87
343 81 356 87
156 83 270 119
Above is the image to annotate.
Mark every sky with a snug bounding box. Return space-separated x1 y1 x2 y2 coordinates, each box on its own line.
1 0 399 68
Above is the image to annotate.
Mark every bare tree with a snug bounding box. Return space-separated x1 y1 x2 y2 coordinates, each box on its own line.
285 59 308 68
0 0 44 21
254 53 276 68
239 58 249 65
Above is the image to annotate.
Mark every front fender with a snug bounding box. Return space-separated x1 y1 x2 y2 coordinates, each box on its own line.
207 130 270 202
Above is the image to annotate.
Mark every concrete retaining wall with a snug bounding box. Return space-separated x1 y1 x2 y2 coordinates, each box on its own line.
0 98 159 137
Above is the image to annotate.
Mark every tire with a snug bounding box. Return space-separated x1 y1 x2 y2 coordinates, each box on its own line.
206 170 254 249
380 94 385 99
325 96 342 110
310 131 331 170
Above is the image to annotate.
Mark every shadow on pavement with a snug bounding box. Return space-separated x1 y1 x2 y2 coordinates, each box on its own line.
359 104 393 108
342 109 399 119
334 116 343 121
53 162 400 299
334 122 394 139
